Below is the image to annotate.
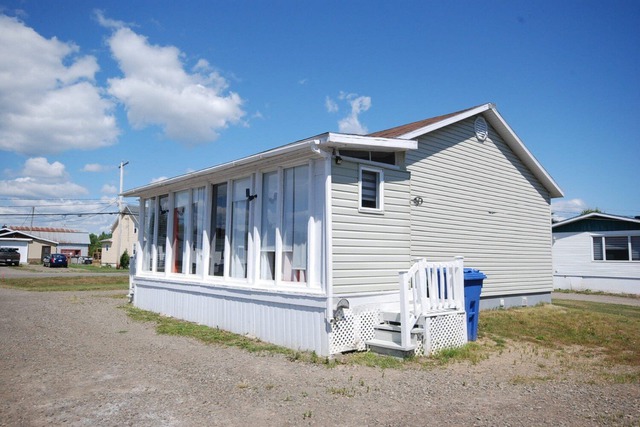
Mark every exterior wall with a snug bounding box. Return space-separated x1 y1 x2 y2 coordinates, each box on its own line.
58 244 89 257
331 159 412 294
27 241 56 263
133 276 330 355
553 231 640 295
102 213 138 267
406 117 554 303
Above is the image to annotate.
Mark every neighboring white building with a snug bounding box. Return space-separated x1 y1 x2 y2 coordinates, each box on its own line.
101 205 139 268
123 103 563 356
553 213 640 295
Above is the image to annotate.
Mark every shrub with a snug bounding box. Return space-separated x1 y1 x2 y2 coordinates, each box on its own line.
120 249 130 269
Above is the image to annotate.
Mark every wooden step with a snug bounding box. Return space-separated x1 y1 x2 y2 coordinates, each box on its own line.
366 339 416 358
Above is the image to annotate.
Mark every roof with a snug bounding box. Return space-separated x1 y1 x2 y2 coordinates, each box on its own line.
368 103 563 198
553 212 640 233
10 226 90 245
110 203 140 233
123 104 563 199
0 227 58 245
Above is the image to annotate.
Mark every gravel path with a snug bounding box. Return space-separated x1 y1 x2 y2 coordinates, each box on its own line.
0 288 638 426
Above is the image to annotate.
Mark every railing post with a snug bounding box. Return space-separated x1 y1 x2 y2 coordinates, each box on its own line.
454 256 464 309
399 271 411 349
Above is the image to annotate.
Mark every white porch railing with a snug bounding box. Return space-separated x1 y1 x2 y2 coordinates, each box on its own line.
398 256 465 350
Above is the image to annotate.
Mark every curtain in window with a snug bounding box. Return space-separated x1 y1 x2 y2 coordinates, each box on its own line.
209 183 227 276
230 177 251 279
592 236 603 260
282 165 308 281
361 170 378 208
605 236 629 261
142 198 155 271
631 236 640 261
191 187 205 274
261 171 278 280
156 195 169 272
173 190 189 273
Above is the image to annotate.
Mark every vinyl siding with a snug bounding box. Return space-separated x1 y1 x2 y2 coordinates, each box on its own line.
331 161 411 294
407 117 553 297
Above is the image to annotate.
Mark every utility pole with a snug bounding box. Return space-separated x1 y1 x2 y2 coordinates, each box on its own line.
116 161 129 268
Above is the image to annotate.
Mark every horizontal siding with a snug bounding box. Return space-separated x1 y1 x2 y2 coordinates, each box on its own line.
553 231 640 279
407 117 553 297
331 161 411 294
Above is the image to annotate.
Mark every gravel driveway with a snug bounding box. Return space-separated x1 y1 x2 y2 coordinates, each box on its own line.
0 288 638 426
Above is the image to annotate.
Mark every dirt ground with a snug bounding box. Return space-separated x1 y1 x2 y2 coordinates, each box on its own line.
0 287 638 426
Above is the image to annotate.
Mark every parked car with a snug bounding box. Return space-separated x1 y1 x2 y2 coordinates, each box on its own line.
0 247 20 266
43 253 68 268
80 256 93 264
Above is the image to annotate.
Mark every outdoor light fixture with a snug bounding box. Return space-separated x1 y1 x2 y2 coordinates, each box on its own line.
333 149 343 165
412 196 424 206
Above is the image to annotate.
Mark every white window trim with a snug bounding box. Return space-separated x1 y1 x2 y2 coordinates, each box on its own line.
358 165 384 214
591 234 640 262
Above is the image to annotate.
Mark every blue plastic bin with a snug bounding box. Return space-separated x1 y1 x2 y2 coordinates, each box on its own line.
463 268 486 341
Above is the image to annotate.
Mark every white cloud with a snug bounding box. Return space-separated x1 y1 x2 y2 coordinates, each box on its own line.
101 184 118 194
21 157 67 180
0 157 87 198
151 176 168 183
551 198 588 221
82 163 111 172
327 92 371 135
325 96 339 113
103 18 245 144
0 15 119 155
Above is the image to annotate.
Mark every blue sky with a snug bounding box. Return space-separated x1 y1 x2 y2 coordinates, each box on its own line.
1 1 638 233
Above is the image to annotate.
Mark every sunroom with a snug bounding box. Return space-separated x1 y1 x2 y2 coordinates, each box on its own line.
124 133 417 356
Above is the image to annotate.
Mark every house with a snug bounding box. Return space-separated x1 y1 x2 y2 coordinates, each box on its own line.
10 226 90 261
123 103 563 357
101 204 139 268
552 213 640 295
0 226 59 263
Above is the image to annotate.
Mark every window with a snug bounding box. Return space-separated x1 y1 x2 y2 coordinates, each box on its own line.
593 235 640 261
359 167 383 211
142 198 156 271
258 165 309 283
156 195 169 272
340 150 396 165
209 183 227 276
172 190 189 273
230 177 252 279
281 165 308 282
191 187 205 274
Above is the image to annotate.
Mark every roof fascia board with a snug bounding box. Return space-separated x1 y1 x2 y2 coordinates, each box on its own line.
397 104 494 140
0 237 33 242
553 212 640 228
123 133 416 197
0 228 58 244
322 133 418 150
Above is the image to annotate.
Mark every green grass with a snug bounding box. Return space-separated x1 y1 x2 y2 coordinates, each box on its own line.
0 276 128 291
68 264 128 273
479 300 640 366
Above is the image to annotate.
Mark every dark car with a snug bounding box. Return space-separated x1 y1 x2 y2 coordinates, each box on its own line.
44 253 68 268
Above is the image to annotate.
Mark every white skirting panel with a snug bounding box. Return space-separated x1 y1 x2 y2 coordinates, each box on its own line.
133 279 330 356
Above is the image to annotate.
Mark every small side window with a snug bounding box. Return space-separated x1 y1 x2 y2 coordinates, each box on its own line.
592 236 603 260
359 167 383 212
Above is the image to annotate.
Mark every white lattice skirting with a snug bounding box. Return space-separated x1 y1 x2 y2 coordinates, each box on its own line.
329 307 379 355
421 312 467 356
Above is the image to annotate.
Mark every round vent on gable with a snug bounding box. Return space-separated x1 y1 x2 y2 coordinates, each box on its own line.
474 116 488 141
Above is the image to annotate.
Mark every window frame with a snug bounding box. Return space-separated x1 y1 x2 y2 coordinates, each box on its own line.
592 234 640 262
358 165 384 213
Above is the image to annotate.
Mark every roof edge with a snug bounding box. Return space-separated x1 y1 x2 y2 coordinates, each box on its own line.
552 212 640 228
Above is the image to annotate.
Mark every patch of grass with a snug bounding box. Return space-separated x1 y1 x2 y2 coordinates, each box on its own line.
68 264 127 273
429 342 487 366
554 288 640 300
0 276 128 292
480 300 640 366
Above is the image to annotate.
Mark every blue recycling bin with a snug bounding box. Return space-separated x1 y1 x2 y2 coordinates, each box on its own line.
463 268 486 341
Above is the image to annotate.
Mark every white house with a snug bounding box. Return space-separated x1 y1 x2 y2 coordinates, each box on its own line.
101 204 139 268
124 103 563 357
553 213 640 295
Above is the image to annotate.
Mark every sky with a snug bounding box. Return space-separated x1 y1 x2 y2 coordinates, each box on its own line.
0 1 639 234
